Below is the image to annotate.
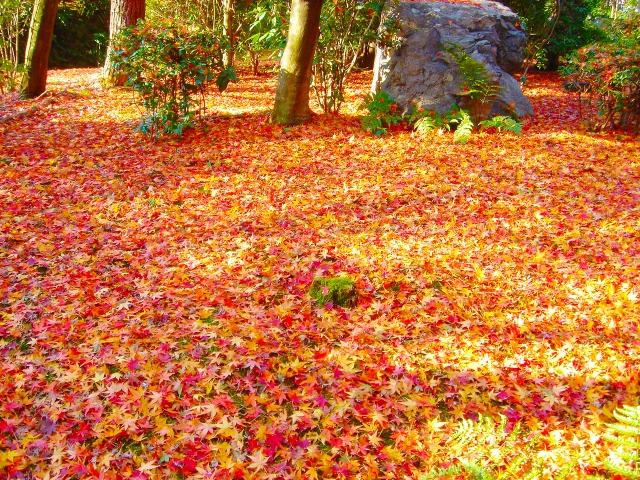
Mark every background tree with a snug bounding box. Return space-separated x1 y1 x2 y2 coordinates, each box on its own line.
222 0 234 68
20 0 59 98
236 0 288 75
499 0 561 74
271 0 324 125
49 0 110 68
500 0 607 71
103 0 145 87
546 0 603 69
312 0 384 113
0 0 32 93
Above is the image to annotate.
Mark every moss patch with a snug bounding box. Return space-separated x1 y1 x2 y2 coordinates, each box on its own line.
309 277 358 308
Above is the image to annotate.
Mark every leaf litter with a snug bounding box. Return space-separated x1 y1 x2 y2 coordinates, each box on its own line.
0 68 639 478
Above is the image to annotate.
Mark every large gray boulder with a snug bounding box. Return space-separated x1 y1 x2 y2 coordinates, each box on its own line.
372 1 533 119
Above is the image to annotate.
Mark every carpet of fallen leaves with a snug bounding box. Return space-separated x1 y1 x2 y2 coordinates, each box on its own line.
0 67 639 479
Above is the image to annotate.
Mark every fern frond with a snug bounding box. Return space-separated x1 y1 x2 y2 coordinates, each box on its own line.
521 458 544 480
607 422 640 436
421 464 465 479
604 457 640 479
421 416 578 480
442 43 502 102
498 454 528 480
615 405 640 423
617 450 640 463
453 111 474 144
555 457 580 480
460 460 496 480
415 115 442 134
603 433 640 448
478 116 523 135
601 404 640 479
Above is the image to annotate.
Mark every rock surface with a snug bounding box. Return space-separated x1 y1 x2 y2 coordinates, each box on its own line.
372 1 534 118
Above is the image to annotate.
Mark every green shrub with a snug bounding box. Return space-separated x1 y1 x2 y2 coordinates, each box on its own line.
237 0 288 75
49 0 110 68
562 12 640 133
312 0 385 113
359 91 404 135
111 21 236 139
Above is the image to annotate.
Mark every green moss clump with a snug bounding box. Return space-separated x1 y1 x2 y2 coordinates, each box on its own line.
309 277 358 308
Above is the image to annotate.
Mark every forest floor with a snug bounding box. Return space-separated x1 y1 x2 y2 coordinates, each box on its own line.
1 67 639 479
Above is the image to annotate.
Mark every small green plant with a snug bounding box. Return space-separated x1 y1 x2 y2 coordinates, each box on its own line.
362 96 522 143
414 106 522 144
411 109 443 132
421 415 577 480
443 44 503 122
592 405 640 479
360 91 404 135
111 21 236 139
449 109 474 145
478 116 524 135
309 277 358 308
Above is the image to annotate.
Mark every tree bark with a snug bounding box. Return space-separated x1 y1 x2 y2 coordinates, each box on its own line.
222 0 235 69
103 0 145 87
20 0 60 99
270 0 324 125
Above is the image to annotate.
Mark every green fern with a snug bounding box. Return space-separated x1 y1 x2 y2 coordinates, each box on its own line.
443 43 502 105
478 116 523 135
420 415 577 480
601 405 640 479
452 110 474 144
414 111 447 134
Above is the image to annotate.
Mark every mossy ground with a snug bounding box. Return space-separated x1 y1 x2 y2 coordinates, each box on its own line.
309 277 358 308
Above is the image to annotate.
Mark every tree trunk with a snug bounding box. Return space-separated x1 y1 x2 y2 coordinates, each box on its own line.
103 0 145 87
20 0 60 99
270 0 324 125
222 0 235 69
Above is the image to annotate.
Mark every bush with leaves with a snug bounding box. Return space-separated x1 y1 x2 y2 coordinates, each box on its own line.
312 0 385 113
111 21 236 139
237 0 288 75
562 11 639 133
359 91 404 135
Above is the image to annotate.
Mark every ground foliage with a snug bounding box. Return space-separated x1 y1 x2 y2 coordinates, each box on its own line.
0 68 639 479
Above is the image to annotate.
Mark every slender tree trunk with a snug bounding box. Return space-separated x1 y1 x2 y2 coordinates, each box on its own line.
270 0 324 125
222 0 235 69
20 0 59 99
103 0 145 87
